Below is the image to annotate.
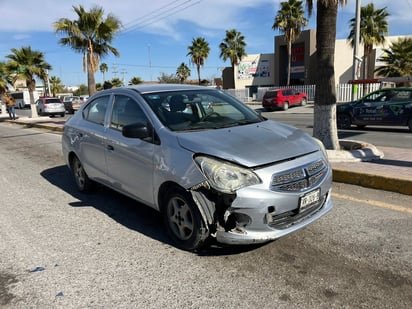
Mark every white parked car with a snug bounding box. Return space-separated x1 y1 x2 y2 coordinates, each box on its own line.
36 97 65 117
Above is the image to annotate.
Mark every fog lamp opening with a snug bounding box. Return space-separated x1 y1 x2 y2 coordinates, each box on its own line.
225 212 251 231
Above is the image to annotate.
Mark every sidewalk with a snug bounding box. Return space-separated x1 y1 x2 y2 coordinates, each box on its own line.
2 114 412 195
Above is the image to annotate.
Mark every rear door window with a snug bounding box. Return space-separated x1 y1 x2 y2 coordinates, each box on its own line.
82 96 110 126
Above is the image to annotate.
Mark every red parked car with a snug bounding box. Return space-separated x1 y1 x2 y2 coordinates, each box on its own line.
262 88 307 111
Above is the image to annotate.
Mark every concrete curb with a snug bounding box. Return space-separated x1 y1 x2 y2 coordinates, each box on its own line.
332 168 412 195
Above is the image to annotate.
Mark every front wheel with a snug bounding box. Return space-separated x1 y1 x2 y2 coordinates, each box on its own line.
71 156 94 193
282 102 289 111
301 98 307 106
337 113 352 129
163 186 210 251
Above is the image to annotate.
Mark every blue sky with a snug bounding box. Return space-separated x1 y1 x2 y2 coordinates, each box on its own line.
0 0 411 87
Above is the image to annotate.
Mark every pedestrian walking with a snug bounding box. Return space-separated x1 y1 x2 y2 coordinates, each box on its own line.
2 91 16 120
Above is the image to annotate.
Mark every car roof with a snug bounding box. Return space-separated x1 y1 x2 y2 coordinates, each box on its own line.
126 83 210 94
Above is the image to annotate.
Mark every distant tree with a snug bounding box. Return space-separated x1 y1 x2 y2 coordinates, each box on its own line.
375 37 412 82
49 76 63 97
273 0 308 85
187 37 210 85
111 77 123 87
158 72 180 84
347 3 389 79
100 63 109 82
176 63 191 83
54 5 122 95
73 84 89 96
219 29 247 87
5 46 52 118
129 76 143 85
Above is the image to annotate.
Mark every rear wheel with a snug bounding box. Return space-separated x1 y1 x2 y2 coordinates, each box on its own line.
408 118 412 132
337 113 352 129
282 102 289 111
71 156 94 193
163 186 209 251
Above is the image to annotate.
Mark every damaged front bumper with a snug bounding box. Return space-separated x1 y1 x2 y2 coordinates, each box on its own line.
191 153 334 246
215 189 333 245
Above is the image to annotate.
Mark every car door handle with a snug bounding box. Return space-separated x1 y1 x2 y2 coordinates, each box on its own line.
107 145 114 151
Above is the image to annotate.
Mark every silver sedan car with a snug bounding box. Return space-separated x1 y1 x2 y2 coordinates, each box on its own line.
62 84 333 251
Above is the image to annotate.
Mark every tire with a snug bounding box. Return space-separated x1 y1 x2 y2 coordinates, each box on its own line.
60 113 65 117
408 118 412 132
71 156 94 193
301 98 307 106
337 113 352 129
282 102 289 111
163 186 210 251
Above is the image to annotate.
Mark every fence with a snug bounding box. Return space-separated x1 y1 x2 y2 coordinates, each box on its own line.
225 83 382 103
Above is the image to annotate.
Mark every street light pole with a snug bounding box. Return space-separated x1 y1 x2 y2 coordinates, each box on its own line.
352 0 361 100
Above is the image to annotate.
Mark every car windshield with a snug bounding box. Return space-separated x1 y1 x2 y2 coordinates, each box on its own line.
142 89 264 131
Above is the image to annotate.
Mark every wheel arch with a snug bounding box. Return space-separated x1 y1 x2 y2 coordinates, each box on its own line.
157 181 215 227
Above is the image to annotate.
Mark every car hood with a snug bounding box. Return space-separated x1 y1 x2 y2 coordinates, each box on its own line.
175 120 319 167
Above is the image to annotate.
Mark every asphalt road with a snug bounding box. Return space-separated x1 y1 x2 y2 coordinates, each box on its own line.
0 122 411 308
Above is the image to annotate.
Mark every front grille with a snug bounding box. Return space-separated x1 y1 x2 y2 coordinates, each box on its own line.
271 159 328 192
268 193 328 229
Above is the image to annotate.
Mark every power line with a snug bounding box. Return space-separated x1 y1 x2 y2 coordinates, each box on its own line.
121 0 201 34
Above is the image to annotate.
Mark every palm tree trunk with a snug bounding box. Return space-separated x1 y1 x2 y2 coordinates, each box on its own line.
312 1 340 150
197 64 201 85
287 40 292 86
27 79 38 118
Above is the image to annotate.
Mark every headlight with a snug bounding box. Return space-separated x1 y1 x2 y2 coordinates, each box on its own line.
194 156 261 193
313 138 328 159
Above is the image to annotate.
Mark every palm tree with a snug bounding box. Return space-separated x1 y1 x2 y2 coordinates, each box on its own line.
187 37 210 85
374 37 412 81
176 62 191 83
219 29 247 87
305 0 347 150
0 61 11 94
273 0 308 85
100 63 108 82
347 3 389 79
49 76 63 97
5 46 52 118
0 61 12 114
54 5 122 95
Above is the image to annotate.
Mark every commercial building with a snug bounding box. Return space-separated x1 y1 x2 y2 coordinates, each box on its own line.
225 29 411 94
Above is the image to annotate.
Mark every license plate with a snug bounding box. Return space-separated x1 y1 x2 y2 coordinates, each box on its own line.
299 188 320 212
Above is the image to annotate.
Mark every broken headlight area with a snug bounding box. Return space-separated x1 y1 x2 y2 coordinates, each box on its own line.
194 155 261 194
190 185 254 234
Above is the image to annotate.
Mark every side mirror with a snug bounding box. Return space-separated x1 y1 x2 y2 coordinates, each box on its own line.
122 121 152 139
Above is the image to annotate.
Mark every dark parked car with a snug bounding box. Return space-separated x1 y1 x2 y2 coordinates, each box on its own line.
262 88 307 111
337 87 412 131
62 84 332 251
63 96 80 114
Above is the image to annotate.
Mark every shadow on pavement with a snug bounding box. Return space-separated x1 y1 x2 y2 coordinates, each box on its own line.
40 165 264 255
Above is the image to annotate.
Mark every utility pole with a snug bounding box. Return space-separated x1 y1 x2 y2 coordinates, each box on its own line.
148 44 153 82
351 0 361 101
